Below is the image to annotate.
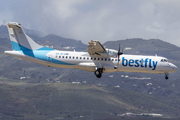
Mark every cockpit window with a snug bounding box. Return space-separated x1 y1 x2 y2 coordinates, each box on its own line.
161 59 168 62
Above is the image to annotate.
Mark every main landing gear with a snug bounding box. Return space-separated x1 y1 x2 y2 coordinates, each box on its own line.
165 73 169 80
94 68 103 78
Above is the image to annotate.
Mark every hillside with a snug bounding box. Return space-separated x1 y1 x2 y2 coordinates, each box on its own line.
38 34 87 51
0 82 179 120
103 38 180 60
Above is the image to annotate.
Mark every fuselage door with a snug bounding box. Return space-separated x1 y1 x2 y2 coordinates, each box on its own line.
47 55 52 63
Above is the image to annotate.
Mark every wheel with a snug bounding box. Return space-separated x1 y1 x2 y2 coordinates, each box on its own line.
165 76 168 80
94 69 102 78
95 70 100 75
97 73 102 78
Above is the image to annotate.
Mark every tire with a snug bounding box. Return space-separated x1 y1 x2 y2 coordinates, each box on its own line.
94 70 102 78
97 74 102 78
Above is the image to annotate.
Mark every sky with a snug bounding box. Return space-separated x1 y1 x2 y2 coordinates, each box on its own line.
0 0 180 46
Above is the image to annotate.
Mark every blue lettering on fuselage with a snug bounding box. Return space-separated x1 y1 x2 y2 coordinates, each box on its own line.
122 57 158 70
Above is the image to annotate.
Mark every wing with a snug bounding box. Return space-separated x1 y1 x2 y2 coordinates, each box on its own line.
88 40 107 57
87 40 118 70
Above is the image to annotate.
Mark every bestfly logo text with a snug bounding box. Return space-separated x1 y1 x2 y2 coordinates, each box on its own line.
122 57 158 70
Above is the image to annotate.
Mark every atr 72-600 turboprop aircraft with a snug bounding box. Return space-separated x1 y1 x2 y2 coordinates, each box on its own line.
4 22 178 79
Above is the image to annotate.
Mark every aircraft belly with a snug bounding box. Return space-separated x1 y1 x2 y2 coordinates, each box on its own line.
103 66 117 73
78 62 96 72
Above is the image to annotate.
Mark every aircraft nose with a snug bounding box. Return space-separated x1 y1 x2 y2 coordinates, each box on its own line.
169 63 178 72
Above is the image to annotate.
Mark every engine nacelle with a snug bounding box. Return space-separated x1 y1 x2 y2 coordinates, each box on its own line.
105 49 118 58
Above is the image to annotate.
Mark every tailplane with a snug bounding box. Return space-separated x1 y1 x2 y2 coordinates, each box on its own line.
7 22 43 51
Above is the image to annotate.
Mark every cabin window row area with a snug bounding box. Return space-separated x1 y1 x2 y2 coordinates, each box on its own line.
58 56 120 61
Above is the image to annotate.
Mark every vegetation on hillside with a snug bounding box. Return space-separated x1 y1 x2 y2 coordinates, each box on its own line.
0 82 179 120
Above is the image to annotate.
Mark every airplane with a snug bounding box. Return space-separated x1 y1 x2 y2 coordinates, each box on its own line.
4 22 178 79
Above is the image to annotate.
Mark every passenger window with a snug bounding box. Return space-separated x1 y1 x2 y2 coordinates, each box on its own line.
105 58 107 61
87 57 89 60
108 58 110 61
115 59 117 61
101 58 103 61
73 56 74 59
66 56 68 59
76 57 78 59
91 58 92 60
62 56 64 58
112 59 114 61
59 56 61 58
94 58 96 60
80 57 82 59
98 58 100 60
69 56 71 59
83 57 85 60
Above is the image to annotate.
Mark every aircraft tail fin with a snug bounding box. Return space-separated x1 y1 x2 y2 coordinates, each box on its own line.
7 22 43 51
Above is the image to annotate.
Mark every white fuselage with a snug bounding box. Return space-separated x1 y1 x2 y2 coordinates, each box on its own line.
4 50 178 74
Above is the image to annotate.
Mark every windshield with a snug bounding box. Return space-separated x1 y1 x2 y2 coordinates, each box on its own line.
161 59 168 62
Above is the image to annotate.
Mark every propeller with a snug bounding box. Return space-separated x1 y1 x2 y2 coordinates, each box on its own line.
117 43 123 65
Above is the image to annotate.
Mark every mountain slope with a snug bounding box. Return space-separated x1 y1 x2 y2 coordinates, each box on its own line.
0 82 178 120
103 38 180 60
38 34 87 50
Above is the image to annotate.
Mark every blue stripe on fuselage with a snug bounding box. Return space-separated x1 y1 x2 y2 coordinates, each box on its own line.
11 41 76 65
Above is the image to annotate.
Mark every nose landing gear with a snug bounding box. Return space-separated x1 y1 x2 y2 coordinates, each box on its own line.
165 73 169 80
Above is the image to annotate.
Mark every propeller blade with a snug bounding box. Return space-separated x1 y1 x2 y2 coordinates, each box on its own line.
117 43 121 65
117 43 123 65
118 43 121 55
118 53 120 65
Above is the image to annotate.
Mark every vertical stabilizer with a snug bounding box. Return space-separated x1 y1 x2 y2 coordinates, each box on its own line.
7 22 42 51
